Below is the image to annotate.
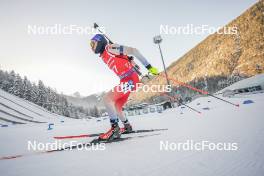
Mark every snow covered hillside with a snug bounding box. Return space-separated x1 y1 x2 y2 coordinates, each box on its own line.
0 74 264 176
220 73 264 92
0 89 74 126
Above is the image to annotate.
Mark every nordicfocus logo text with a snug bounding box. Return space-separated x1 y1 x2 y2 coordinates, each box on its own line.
27 24 105 36
115 83 172 93
160 140 238 151
27 140 105 151
160 24 238 35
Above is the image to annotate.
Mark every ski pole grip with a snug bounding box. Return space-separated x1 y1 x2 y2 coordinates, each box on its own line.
93 23 99 29
128 56 134 61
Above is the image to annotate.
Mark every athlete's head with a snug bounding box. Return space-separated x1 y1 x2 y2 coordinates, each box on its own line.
90 34 108 54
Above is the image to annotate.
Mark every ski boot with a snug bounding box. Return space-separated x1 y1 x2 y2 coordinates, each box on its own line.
99 120 121 141
122 120 133 134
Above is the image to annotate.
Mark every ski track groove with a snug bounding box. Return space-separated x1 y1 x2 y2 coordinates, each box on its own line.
0 116 25 124
0 102 35 119
0 94 45 117
11 94 65 119
0 109 45 123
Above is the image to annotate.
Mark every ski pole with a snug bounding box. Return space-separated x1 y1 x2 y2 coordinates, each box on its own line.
160 73 239 107
180 102 202 114
161 92 201 114
208 94 239 107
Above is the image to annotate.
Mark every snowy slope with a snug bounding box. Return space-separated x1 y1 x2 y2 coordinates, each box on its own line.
0 89 76 125
0 75 264 176
220 73 264 92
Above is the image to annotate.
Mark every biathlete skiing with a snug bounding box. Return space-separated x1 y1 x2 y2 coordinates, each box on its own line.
90 34 159 141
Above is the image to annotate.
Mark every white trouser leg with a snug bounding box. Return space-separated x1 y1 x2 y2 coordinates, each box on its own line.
116 111 128 123
103 95 118 123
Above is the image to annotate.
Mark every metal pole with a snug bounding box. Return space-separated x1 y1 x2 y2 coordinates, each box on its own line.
157 43 170 86
153 35 174 107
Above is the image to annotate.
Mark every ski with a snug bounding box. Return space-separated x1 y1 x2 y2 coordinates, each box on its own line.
0 133 161 160
53 128 168 139
51 133 161 152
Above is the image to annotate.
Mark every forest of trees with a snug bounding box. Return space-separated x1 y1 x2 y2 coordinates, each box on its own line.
0 69 100 118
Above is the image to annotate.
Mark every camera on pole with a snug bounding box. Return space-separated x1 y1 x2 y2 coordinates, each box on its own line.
153 35 163 44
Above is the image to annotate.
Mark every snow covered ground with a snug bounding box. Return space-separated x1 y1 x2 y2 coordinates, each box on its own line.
1 75 264 176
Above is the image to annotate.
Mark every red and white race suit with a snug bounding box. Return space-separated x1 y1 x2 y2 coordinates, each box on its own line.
100 44 150 123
